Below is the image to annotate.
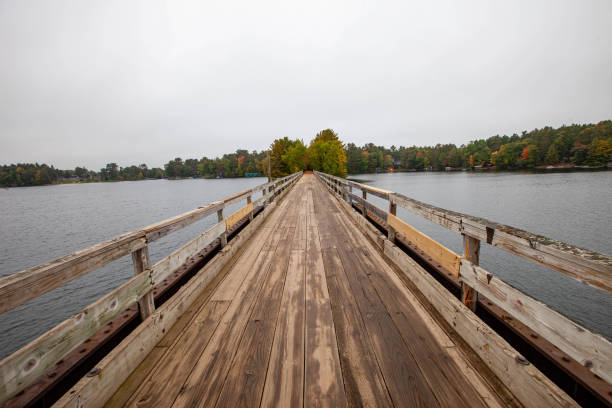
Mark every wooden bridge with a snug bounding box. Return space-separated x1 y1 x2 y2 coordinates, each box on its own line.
0 172 611 407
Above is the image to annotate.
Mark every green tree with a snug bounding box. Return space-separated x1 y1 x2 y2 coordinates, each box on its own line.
307 129 347 177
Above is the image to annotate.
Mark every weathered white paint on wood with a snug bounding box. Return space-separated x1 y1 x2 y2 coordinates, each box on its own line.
0 236 146 315
0 272 152 404
143 201 224 242
132 246 155 320
151 221 226 285
459 259 612 384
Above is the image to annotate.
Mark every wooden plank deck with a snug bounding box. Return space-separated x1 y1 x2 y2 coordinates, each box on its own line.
106 174 509 408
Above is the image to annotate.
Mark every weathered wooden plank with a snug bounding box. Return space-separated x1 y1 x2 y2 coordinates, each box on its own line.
143 201 223 242
348 192 388 220
150 221 225 285
0 235 145 315
225 202 254 230
261 248 306 408
390 193 463 233
0 270 152 404
459 259 612 384
132 246 155 320
351 182 391 199
123 199 290 407
369 250 506 408
53 191 278 408
487 226 612 293
383 240 578 407
170 210 289 408
123 300 231 408
461 235 480 312
305 225 347 407
215 224 294 407
104 345 168 408
321 248 394 408
355 245 486 408
337 243 439 407
388 213 461 276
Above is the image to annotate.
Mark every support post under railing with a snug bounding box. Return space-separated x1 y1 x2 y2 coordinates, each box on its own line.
388 199 397 242
362 190 367 217
247 195 253 220
218 208 227 247
461 235 480 312
132 246 155 320
348 185 353 206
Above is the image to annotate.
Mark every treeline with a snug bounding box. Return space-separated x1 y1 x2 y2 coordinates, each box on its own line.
345 120 612 173
2 121 610 187
0 162 165 187
163 150 268 179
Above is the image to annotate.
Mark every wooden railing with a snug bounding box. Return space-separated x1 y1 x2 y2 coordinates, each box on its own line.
0 172 302 404
314 171 612 387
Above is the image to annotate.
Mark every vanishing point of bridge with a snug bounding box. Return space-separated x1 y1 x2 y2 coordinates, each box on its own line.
0 172 610 407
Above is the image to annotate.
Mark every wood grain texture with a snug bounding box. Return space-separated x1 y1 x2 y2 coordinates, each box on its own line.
225 202 254 230
384 240 577 407
387 213 461 276
460 259 612 384
0 271 151 404
304 224 347 408
150 221 225 284
0 235 146 315
260 248 305 408
143 201 224 242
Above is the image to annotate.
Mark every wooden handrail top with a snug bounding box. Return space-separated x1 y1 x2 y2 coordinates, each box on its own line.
314 171 612 293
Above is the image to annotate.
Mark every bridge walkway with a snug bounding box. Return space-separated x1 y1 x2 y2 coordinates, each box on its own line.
106 174 508 408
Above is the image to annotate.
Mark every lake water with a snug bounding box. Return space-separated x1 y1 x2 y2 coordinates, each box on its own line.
0 171 610 359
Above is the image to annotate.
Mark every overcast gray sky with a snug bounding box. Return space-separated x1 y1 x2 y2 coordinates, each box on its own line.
1 0 611 169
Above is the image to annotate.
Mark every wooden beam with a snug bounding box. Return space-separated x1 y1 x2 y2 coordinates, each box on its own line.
387 213 461 276
132 246 154 320
349 181 391 199
0 272 152 405
461 235 480 312
150 221 226 285
0 235 146 315
383 240 577 407
143 201 223 242
225 203 254 230
459 259 612 384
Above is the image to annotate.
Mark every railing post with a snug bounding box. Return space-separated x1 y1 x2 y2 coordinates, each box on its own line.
349 185 353 206
388 197 397 242
247 195 253 220
362 190 367 217
218 208 227 247
132 246 155 320
461 235 480 312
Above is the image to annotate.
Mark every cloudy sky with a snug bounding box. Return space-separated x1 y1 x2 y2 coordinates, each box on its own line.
1 0 611 169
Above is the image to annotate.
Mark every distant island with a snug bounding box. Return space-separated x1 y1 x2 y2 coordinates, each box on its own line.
1 120 610 187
